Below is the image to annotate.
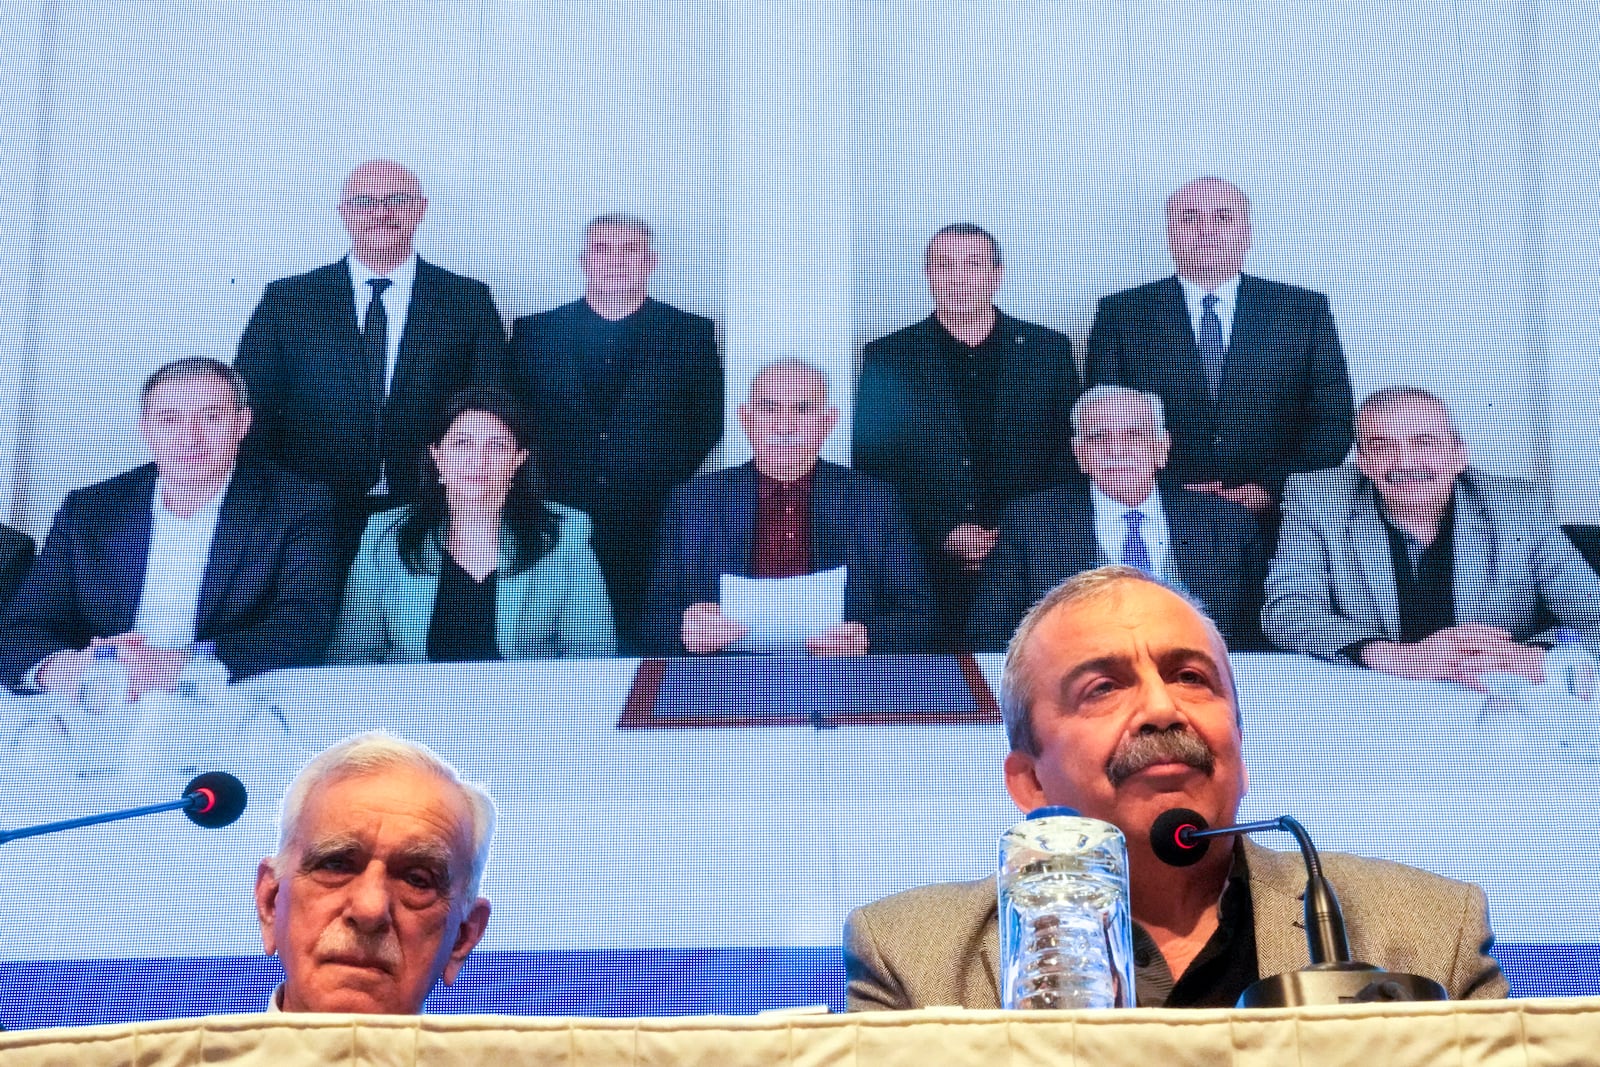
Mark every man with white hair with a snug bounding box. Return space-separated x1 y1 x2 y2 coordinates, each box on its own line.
508 213 723 647
255 731 494 1014
968 385 1262 651
1264 386 1600 687
641 358 935 655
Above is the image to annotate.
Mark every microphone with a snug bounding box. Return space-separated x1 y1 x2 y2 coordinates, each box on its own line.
1146 807 1448 1006
0 771 248 846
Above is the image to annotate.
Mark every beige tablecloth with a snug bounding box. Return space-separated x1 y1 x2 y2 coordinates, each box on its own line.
2 999 1597 1066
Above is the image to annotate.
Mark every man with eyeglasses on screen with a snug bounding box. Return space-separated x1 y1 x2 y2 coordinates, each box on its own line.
1263 386 1600 688
0 358 341 696
235 159 506 557
968 385 1262 652
256 731 493 1014
640 358 935 656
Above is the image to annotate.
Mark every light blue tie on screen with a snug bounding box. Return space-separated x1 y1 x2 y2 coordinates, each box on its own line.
1198 291 1225 398
1121 509 1154 574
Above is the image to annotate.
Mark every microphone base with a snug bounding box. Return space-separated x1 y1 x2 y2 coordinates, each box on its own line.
1236 963 1448 1008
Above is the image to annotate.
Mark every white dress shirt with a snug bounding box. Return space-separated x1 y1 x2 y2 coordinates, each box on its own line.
1177 272 1242 351
1090 483 1172 576
348 251 417 397
130 475 231 649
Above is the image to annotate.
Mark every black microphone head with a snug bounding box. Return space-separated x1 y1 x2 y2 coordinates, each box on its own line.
1150 807 1211 867
183 771 248 829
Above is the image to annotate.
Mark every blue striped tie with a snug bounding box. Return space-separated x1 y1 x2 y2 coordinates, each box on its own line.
1197 292 1225 398
1121 510 1154 574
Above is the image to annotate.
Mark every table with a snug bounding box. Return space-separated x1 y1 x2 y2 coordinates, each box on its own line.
0 654 1594 1027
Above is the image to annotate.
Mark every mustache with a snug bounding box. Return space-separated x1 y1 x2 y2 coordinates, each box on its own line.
313 923 402 973
1105 728 1215 786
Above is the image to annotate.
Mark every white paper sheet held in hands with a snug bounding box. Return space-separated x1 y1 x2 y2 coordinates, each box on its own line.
720 566 847 653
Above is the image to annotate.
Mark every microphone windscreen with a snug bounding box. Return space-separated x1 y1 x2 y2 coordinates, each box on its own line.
183 771 248 829
1150 807 1211 867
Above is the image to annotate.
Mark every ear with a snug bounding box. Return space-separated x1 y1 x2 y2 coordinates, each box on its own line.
254 859 281 956
1003 751 1048 814
1154 431 1171 470
441 898 492 985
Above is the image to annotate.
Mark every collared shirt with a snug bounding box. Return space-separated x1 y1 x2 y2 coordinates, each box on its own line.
751 468 813 578
1089 483 1172 576
1131 847 1259 1007
930 314 1007 523
130 473 232 649
1380 495 1457 641
348 252 418 397
1177 273 1242 352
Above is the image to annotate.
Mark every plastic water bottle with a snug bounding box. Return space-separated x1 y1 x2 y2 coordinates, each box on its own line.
997 805 1137 1009
74 646 135 776
176 640 231 705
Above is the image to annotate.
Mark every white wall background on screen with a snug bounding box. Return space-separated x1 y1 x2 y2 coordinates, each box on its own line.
2 1 1599 532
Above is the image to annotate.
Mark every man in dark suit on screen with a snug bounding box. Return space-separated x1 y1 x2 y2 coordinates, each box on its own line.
853 223 1081 642
507 213 723 645
0 359 341 696
969 385 1261 651
1085 177 1353 520
235 159 506 543
0 523 34 610
641 359 935 656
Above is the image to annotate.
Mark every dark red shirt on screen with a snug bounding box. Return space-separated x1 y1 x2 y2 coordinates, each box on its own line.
751 469 812 578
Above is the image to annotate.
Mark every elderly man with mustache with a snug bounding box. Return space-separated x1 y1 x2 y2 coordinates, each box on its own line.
255 731 494 1014
1263 386 1600 690
845 566 1506 1008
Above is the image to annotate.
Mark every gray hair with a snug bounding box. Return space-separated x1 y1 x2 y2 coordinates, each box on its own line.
1000 566 1235 754
926 222 1002 267
584 212 654 245
274 730 497 900
747 356 831 400
140 357 249 412
1164 175 1252 218
1069 384 1166 437
1355 386 1462 445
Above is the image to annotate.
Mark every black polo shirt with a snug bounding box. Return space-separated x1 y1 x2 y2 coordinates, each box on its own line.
1132 846 1259 1007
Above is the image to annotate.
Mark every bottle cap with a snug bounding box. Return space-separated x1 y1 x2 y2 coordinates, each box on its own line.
1025 805 1082 820
192 640 217 656
1555 628 1581 646
92 646 118 661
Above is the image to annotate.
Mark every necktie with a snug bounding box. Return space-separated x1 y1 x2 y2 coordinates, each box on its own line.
1121 509 1154 574
364 277 392 407
1197 291 1225 398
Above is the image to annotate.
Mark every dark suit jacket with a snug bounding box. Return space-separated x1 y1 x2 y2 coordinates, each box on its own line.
853 312 1081 555
0 523 35 610
0 461 343 690
968 479 1263 651
1085 274 1353 496
235 256 507 502
845 839 1506 1010
639 461 938 655
507 296 722 623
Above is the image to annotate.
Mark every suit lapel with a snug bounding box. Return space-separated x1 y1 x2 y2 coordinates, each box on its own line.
388 257 434 404
1153 278 1214 410
323 258 372 402
1347 481 1402 637
101 469 159 634
1450 478 1491 622
1216 275 1270 414
1243 839 1312 978
984 314 1033 477
194 465 262 635
808 463 849 571
718 464 759 581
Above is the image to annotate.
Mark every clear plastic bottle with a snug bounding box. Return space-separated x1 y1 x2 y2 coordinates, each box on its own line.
74 646 135 776
175 640 231 705
997 805 1137 1010
1542 629 1597 752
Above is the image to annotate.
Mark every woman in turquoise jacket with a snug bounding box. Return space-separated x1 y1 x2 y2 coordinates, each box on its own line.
327 387 616 663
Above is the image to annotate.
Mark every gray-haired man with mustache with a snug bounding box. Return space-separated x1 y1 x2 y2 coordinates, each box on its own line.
845 566 1505 1008
255 731 494 1014
1263 386 1600 690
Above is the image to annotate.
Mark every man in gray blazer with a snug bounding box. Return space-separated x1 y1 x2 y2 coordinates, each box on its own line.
1262 386 1600 688
846 566 1506 1009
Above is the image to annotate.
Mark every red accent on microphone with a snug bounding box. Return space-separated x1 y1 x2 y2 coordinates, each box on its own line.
193 787 217 814
1175 823 1200 848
